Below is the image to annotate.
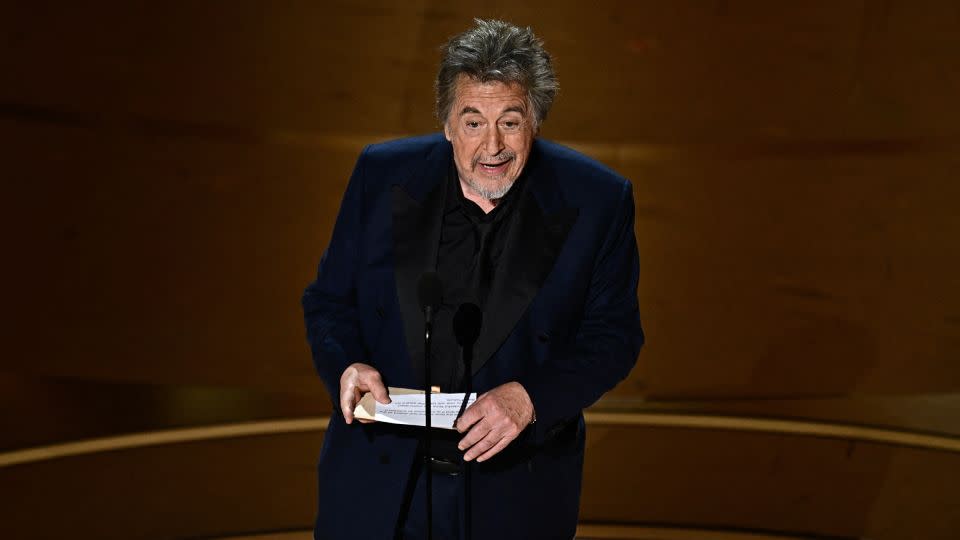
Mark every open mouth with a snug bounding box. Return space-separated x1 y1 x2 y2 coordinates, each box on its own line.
478 158 512 174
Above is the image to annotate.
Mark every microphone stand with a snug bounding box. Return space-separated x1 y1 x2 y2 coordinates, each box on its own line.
417 272 441 540
453 302 481 540
461 340 473 540
423 306 434 540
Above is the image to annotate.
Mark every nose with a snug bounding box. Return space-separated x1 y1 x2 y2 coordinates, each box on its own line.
484 125 504 156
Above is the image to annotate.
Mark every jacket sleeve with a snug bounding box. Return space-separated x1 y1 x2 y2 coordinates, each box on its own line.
520 180 644 445
301 146 370 407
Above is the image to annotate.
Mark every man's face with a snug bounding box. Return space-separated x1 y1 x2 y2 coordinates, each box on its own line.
444 76 535 200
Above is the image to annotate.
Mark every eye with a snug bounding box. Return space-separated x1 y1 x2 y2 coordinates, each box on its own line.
465 120 482 129
500 120 521 131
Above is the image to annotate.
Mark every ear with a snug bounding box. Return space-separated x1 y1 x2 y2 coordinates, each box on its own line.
443 121 452 141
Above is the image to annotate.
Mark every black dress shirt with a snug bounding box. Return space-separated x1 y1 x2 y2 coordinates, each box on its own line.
427 163 526 458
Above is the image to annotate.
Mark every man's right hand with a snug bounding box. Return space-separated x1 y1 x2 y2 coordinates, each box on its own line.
339 362 391 424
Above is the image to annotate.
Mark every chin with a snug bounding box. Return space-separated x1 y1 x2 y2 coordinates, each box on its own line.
466 176 515 200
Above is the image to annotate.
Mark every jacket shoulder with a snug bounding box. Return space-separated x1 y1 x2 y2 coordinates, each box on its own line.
362 133 447 166
352 133 448 192
535 138 631 206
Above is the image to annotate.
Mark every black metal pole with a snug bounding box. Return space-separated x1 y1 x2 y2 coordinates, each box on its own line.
424 313 433 540
453 301 481 540
417 272 441 540
462 344 473 540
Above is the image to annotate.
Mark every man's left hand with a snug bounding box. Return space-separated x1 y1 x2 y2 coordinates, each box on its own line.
456 381 534 462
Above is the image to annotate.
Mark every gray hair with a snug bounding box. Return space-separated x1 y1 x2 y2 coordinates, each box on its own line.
436 19 558 129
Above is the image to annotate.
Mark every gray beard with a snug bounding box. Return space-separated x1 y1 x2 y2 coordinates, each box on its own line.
462 176 515 201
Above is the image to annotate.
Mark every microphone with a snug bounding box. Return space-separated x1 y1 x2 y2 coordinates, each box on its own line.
453 302 481 421
453 302 482 347
416 272 442 540
418 272 443 328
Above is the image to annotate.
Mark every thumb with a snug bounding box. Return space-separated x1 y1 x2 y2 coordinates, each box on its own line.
371 383 391 405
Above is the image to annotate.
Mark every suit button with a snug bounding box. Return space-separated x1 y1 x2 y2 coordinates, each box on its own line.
376 306 385 319
537 333 550 343
379 453 390 465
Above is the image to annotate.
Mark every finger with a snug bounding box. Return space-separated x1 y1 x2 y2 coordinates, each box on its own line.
464 429 501 462
358 418 376 424
475 434 514 463
458 420 492 454
456 399 486 433
341 387 355 424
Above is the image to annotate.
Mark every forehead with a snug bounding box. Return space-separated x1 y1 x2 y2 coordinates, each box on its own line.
452 75 527 114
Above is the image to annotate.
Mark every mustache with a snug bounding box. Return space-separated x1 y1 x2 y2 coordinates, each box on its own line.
472 151 516 166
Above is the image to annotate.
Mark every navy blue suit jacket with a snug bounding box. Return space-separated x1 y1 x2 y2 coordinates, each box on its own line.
302 133 643 539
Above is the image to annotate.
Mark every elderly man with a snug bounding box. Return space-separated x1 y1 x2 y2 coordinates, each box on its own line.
302 19 643 540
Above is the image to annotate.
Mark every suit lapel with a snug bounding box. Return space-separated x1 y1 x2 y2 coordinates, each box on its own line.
393 142 451 382
473 144 579 375
391 138 578 379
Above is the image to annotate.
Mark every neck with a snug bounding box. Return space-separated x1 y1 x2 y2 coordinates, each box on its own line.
459 180 501 214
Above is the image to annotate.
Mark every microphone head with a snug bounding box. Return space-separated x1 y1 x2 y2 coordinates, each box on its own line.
417 272 443 313
453 302 483 346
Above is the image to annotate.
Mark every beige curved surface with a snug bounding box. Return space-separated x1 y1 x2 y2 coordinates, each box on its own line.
3 410 959 469
4 419 957 539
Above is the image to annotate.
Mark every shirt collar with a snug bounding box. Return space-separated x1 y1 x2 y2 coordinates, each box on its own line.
445 157 527 223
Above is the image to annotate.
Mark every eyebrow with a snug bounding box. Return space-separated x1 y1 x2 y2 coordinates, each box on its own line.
458 105 527 116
